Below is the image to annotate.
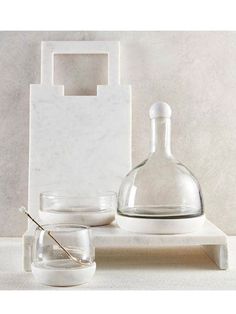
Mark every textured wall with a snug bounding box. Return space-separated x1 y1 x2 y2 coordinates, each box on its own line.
0 31 236 236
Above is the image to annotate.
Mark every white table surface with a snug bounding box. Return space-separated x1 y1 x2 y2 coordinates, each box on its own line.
1 237 236 290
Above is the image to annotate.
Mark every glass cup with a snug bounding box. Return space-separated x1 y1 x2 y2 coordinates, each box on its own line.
32 224 96 286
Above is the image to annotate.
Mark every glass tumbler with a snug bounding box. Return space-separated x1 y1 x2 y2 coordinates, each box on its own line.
31 224 96 287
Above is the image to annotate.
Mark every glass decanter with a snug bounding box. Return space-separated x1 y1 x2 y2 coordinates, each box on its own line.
117 101 204 234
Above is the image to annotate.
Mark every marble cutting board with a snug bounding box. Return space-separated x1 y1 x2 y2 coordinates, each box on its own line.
28 40 131 225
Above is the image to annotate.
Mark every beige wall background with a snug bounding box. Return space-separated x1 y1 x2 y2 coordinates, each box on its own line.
0 31 236 236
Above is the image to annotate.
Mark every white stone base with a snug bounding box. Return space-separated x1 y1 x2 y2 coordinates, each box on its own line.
32 262 96 287
116 214 205 234
39 210 114 227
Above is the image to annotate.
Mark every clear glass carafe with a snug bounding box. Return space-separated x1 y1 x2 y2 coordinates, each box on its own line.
118 102 204 220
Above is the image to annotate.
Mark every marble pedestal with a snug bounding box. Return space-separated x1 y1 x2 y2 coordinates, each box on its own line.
93 219 228 270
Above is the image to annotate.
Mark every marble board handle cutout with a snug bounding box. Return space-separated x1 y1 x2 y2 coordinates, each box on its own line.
41 41 120 86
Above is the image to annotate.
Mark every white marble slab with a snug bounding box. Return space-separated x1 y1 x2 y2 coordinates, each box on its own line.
28 41 131 223
93 219 226 246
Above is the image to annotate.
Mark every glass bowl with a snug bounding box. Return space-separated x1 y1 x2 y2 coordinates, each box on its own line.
32 224 96 286
39 191 117 226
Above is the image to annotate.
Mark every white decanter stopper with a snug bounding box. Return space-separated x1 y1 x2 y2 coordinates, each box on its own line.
149 101 172 119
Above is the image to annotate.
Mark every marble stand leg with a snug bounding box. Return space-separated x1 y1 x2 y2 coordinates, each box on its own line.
203 244 228 270
23 232 34 272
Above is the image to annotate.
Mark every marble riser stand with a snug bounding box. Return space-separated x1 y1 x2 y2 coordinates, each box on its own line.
24 219 228 271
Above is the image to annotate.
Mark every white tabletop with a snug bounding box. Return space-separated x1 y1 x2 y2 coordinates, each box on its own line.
1 237 236 290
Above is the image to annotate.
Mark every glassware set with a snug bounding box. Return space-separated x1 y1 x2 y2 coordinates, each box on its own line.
28 101 204 286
